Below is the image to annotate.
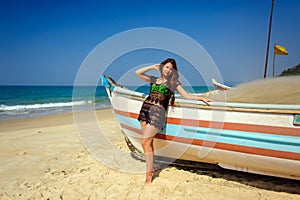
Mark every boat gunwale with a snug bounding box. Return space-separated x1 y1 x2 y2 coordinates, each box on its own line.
113 86 300 114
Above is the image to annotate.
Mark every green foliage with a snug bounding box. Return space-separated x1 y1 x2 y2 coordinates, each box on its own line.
279 63 300 76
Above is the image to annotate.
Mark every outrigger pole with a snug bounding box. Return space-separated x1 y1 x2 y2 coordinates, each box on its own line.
263 0 275 79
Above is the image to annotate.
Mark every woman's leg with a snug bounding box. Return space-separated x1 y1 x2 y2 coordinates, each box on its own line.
140 122 158 184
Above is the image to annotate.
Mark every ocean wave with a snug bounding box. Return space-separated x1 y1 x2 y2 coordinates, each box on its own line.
0 101 93 111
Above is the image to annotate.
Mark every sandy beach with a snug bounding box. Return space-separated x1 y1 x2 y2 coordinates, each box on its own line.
0 108 299 200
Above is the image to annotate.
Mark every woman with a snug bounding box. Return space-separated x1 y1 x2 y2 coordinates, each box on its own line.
135 58 211 184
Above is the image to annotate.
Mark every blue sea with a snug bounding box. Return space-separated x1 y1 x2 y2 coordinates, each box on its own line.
0 85 211 122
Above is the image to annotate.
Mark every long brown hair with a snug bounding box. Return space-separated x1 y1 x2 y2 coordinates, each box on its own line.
159 58 179 106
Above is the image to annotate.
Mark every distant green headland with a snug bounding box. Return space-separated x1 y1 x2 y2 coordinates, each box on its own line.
279 63 300 76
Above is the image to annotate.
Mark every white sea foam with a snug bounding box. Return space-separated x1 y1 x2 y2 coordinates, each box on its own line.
0 101 93 111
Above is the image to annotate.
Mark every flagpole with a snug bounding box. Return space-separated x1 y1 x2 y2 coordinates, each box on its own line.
263 0 275 79
272 45 276 77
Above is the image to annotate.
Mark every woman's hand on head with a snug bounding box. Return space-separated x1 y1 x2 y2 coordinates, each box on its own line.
153 64 161 71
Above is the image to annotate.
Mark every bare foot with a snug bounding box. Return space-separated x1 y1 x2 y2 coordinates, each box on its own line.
144 171 154 184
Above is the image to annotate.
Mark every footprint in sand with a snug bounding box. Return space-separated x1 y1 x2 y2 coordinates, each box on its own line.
16 151 27 156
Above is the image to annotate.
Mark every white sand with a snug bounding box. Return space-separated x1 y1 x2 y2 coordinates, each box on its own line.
0 109 299 199
212 76 300 104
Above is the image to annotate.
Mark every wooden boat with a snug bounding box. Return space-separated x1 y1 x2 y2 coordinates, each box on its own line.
101 75 300 180
212 78 231 91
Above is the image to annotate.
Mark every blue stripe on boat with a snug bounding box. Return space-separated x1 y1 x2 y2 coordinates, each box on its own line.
116 114 300 154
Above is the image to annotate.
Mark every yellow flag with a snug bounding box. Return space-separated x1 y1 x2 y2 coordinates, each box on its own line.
274 44 288 55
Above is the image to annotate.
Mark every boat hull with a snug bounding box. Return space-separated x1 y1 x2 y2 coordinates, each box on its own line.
102 76 300 180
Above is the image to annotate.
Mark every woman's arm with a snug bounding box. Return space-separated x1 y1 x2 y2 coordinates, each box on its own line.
176 85 211 105
135 64 160 82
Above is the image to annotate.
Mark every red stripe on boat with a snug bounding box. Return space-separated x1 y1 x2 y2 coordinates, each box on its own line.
114 109 300 137
120 123 300 161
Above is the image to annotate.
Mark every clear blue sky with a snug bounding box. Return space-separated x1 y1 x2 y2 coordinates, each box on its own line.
1 0 299 85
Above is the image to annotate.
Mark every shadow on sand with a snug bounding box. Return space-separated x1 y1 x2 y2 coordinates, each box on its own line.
127 132 299 195
166 158 300 194
130 151 300 195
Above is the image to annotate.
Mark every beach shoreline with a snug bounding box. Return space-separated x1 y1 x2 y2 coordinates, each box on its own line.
0 109 299 199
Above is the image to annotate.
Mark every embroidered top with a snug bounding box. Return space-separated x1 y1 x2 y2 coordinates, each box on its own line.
150 83 171 97
144 83 171 110
143 76 180 110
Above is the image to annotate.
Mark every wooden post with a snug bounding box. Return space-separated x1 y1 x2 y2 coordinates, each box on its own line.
263 0 275 79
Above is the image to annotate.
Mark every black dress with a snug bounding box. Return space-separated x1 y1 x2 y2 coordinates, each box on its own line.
138 76 174 130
